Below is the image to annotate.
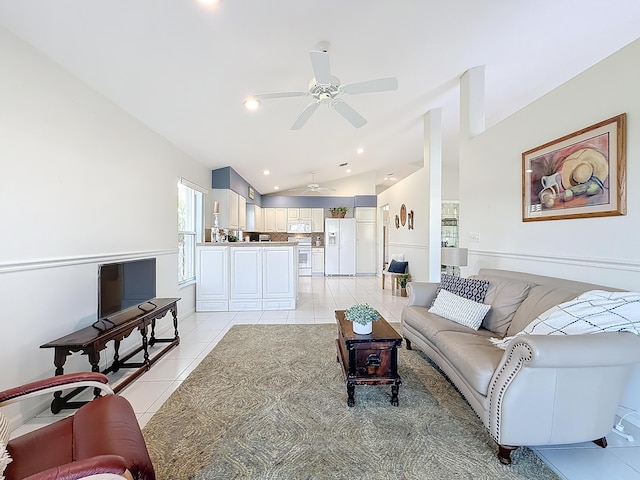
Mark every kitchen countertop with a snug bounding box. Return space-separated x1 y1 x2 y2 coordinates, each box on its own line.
197 241 297 246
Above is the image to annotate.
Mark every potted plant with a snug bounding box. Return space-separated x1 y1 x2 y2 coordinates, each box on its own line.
330 206 348 218
397 274 410 297
344 303 381 334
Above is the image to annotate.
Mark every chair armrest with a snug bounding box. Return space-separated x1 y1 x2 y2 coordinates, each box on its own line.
406 282 439 307
0 372 113 407
22 455 129 480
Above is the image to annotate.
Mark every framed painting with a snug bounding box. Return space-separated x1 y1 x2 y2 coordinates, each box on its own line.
522 113 626 222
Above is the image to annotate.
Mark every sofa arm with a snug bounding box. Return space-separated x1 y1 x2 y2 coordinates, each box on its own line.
488 332 640 448
0 372 113 407
406 282 439 307
23 455 130 480
503 332 640 368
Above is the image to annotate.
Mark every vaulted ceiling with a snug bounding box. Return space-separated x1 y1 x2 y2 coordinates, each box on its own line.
1 0 639 195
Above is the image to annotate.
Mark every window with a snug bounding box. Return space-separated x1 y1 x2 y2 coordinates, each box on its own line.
178 180 204 285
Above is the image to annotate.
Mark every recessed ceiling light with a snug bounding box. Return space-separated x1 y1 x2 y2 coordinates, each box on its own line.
197 0 222 6
274 186 280 190
384 177 388 181
263 170 270 175
346 169 352 174
243 98 261 111
356 147 364 155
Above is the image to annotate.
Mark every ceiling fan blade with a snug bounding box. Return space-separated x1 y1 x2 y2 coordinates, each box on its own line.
341 77 398 95
309 50 331 85
290 102 319 130
331 99 367 128
253 91 307 100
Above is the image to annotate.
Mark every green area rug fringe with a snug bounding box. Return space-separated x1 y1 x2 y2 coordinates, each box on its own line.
143 324 558 479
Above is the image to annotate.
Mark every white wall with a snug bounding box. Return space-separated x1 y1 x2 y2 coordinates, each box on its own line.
459 39 640 417
0 27 211 426
377 167 431 281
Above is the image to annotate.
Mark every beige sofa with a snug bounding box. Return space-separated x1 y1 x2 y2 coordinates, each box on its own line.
401 268 640 464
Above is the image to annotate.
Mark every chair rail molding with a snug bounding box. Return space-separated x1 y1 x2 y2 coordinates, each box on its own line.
0 249 178 275
470 249 640 273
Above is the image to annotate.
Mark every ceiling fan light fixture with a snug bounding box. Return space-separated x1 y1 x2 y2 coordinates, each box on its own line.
243 97 261 111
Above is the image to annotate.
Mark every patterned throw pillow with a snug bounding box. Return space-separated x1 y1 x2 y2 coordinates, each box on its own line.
429 289 491 330
439 274 490 303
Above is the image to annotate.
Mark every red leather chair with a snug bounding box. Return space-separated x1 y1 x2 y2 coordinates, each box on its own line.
0 372 155 480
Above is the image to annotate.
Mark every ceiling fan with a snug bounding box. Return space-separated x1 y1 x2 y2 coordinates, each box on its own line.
286 172 336 195
249 41 398 130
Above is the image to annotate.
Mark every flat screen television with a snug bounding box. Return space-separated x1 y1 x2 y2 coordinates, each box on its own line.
98 258 156 319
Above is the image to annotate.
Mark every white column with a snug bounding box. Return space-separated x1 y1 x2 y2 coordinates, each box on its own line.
460 66 485 139
424 109 442 282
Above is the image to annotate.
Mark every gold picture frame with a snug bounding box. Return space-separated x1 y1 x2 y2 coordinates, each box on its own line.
522 114 626 222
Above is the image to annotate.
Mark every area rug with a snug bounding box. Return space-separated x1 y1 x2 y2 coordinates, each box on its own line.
143 324 558 479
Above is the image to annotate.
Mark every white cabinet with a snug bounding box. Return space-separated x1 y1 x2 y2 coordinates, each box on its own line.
312 248 325 275
356 207 377 275
355 207 376 222
228 190 239 229
238 195 246 230
263 208 276 232
196 246 229 311
287 208 299 220
275 208 288 232
299 208 312 220
254 205 263 231
197 244 297 311
246 204 263 232
263 207 287 232
356 222 376 274
230 247 262 310
262 246 297 309
212 189 244 230
311 208 324 232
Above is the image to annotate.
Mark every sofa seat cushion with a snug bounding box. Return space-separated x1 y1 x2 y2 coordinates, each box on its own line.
435 331 504 396
403 306 496 344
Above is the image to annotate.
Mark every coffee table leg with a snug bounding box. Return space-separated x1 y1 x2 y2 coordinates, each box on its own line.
347 380 355 407
391 379 401 406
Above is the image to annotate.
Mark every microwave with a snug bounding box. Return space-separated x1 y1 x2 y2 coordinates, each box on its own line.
287 220 312 233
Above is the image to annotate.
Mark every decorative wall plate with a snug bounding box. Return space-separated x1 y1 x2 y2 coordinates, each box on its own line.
408 210 414 230
395 215 400 229
400 204 407 226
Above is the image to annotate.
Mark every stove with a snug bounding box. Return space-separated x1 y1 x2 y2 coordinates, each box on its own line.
289 236 312 276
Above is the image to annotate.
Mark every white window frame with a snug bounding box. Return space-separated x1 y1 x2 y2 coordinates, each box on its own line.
178 179 206 286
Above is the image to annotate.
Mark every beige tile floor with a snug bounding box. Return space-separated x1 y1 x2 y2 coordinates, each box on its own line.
12 276 640 479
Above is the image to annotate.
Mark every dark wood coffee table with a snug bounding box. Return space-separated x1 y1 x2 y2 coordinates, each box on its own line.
335 310 402 407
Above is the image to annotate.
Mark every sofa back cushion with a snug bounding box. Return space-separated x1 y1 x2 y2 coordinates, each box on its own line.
472 275 534 336
506 285 587 337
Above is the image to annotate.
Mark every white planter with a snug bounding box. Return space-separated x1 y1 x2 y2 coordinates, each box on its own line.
352 321 372 335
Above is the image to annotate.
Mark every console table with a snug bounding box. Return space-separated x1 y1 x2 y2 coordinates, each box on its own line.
40 297 180 413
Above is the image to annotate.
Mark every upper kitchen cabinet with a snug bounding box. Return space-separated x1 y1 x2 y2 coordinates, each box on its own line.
238 195 246 230
275 208 287 232
211 189 246 231
287 208 299 220
355 207 376 222
311 208 324 232
246 204 263 232
299 208 312 220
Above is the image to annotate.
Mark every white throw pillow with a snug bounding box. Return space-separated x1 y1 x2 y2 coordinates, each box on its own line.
390 253 405 262
0 411 12 480
429 289 491 330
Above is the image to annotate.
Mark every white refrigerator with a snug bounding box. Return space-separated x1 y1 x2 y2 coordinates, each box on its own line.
325 218 356 275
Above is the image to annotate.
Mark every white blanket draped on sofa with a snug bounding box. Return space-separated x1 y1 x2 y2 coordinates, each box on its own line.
491 290 640 349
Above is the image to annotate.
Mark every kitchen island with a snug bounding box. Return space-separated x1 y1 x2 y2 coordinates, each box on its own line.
195 242 298 311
